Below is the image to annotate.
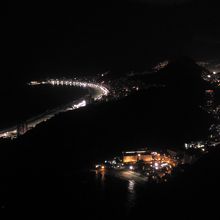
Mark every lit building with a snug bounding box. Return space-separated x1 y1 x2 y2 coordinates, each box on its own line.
123 155 138 163
122 150 147 163
140 155 153 162
122 149 177 168
122 150 154 163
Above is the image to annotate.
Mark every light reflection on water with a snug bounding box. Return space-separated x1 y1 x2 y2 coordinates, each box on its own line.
94 170 138 213
95 170 106 188
128 180 135 193
127 180 137 211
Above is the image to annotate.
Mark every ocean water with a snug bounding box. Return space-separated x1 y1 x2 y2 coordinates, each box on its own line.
0 83 88 129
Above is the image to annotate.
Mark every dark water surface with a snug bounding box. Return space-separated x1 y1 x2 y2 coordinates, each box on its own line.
0 84 88 129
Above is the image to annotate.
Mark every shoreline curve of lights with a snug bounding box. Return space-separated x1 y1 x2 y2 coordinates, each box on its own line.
29 79 109 100
0 79 110 140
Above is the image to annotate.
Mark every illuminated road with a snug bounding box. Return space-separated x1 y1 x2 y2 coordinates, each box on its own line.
0 79 109 139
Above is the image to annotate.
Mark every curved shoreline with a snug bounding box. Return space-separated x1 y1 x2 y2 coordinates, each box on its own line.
0 79 109 140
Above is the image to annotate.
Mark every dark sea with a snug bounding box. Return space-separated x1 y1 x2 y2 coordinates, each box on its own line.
0 83 88 129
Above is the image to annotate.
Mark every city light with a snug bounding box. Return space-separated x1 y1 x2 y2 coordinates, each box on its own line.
95 148 180 183
129 165 134 170
72 100 87 109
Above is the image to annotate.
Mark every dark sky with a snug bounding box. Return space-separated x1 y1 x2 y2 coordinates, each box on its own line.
2 0 220 80
132 0 192 5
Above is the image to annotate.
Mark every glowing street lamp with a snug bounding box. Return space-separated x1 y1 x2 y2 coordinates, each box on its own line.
129 165 134 170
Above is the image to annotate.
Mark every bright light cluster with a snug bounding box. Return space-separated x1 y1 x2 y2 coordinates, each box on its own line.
0 129 17 139
72 100 86 109
184 142 205 151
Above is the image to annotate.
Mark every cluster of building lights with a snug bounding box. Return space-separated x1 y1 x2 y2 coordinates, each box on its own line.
201 69 220 86
184 142 206 152
193 61 220 154
153 60 169 72
95 149 179 182
72 100 86 109
0 129 17 139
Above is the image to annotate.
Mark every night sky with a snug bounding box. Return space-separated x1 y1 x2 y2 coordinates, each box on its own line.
2 0 220 81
